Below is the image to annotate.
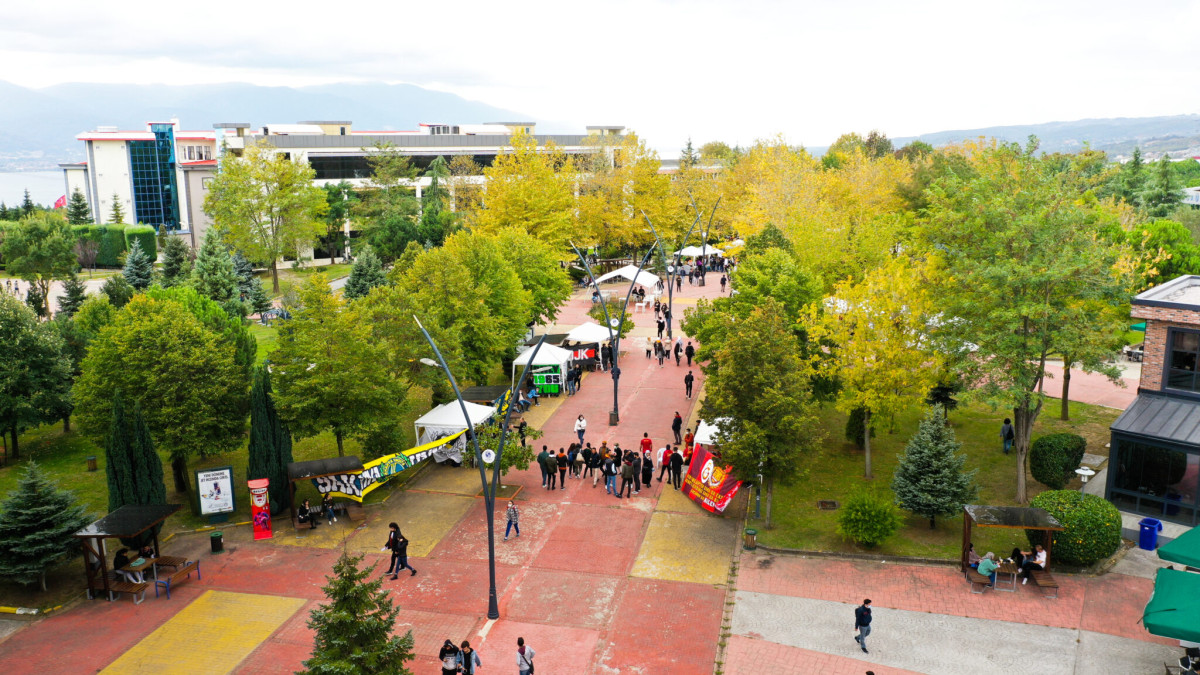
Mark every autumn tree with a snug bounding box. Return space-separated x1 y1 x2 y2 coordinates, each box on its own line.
576 132 674 251
469 130 575 250
492 227 572 325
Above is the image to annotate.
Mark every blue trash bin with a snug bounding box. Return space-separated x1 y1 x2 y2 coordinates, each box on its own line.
1138 518 1163 551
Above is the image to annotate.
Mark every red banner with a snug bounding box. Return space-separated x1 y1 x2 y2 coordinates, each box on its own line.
681 446 742 513
248 478 272 540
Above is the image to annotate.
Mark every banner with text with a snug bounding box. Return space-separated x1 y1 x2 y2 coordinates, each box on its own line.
681 446 742 513
310 430 465 502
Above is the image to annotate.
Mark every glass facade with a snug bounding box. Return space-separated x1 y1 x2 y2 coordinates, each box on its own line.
128 124 180 231
1109 436 1200 525
1167 329 1200 393
308 154 500 180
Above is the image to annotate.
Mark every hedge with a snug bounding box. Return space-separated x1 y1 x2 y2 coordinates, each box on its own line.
1030 433 1087 489
124 225 157 261
1027 490 1121 567
97 223 127 267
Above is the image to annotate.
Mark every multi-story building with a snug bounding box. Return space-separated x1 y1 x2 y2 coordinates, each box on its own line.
61 119 625 248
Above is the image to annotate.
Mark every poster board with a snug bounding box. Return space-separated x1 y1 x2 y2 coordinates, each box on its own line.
681 447 742 513
196 466 236 515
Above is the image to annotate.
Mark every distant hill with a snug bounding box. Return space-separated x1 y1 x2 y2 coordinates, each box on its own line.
0 80 543 171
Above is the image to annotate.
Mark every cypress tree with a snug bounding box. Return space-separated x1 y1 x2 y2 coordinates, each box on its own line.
122 239 154 291
0 462 93 591
130 403 166 507
159 236 192 287
105 392 137 512
0 202 9 220
57 274 89 317
247 365 293 513
891 406 979 529
343 246 387 300
66 188 92 225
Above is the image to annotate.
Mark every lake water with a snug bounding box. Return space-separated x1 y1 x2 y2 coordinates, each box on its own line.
0 171 67 209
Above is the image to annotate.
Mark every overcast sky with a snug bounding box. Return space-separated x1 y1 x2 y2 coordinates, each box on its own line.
2 0 1198 153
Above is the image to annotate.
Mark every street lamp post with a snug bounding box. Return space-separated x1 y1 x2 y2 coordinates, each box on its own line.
571 243 654 426
415 316 547 621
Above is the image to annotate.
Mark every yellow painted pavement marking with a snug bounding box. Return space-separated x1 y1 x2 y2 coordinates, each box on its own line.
631 510 740 586
100 590 305 675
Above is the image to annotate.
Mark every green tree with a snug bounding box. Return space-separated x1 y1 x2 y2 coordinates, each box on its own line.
144 285 256 379
57 273 88 317
0 462 92 591
100 274 134 308
321 181 356 265
470 130 576 250
343 245 388 300
108 193 126 224
51 314 87 431
837 490 904 548
122 239 154 291
418 156 458 247
0 294 72 459
190 228 241 307
104 392 166 537
493 227 572 325
742 223 793 257
66 188 91 225
158 236 192 287
272 275 399 456
204 141 328 293
891 406 978 529
1 214 78 316
1143 155 1183 218
353 144 421 264
247 365 293 514
25 284 46 318
863 130 894 159
300 551 415 675
75 295 116 338
21 189 35 217
680 138 700 170
699 299 821 528
73 295 247 493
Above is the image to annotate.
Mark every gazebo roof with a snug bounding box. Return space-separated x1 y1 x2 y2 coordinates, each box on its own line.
74 504 182 539
287 456 364 482
964 505 1065 531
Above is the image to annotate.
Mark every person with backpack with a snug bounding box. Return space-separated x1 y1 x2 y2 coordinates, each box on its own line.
602 453 618 495
1000 418 1015 454
516 637 535 675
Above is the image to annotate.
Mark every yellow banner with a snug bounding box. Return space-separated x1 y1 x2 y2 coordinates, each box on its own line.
312 430 466 502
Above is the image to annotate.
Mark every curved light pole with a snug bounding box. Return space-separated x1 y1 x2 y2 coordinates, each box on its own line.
415 316 546 620
571 242 654 426
696 197 722 288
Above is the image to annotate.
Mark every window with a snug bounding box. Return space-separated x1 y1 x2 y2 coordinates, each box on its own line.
128 123 180 231
201 177 214 189
1167 329 1200 392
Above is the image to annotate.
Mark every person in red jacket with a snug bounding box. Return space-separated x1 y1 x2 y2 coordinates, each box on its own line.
640 432 653 455
684 428 694 449
683 443 694 466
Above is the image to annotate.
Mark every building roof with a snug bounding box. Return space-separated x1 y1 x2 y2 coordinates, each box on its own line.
1132 275 1200 310
1111 393 1200 447
287 456 364 482
963 505 1065 530
74 504 182 539
259 133 593 149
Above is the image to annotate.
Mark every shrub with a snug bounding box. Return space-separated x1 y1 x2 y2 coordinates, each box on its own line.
124 225 157 261
1030 433 1087 489
96 224 128 267
1028 490 1121 567
837 491 904 548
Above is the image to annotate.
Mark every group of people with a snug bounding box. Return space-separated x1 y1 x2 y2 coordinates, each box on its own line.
967 542 1049 587
645 334 694 368
296 493 338 529
437 638 482 674
112 544 157 583
532 426 696 498
3 279 22 297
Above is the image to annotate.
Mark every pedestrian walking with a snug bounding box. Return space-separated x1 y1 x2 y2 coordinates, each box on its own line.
670 446 684 489
657 444 672 482
673 339 683 366
583 443 597 480
572 444 584 477
439 639 461 675
657 318 665 339
575 414 587 445
676 275 682 292
556 448 568 489
672 411 683 444
854 599 872 654
518 419 528 447
537 445 550 487
685 341 695 366
565 366 577 395
1000 418 1014 455
517 637 535 675
618 456 635 498
504 500 520 540
641 451 653 489
645 335 653 359
657 340 666 367
382 523 417 578
720 274 727 292
684 370 694 398
458 641 481 675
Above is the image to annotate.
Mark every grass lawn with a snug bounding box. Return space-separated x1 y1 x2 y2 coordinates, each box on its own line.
756 398 1120 560
248 322 278 365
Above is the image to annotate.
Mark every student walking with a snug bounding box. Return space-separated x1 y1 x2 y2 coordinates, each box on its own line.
657 318 665 339
1000 418 1015 455
645 336 653 359
544 449 559 490
439 640 460 675
670 447 684 489
575 414 587 445
720 274 727 292
657 444 672 482
685 341 695 366
382 523 417 579
854 599 872 654
673 339 683 366
631 452 642 494
684 370 695 399
657 340 666 367
457 641 481 675
672 411 683 444
537 446 551 487
556 448 568 490
572 444 585 477
517 637 535 675
504 500 520 540
603 454 618 495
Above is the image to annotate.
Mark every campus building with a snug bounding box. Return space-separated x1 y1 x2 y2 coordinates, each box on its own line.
61 119 625 249
1107 274 1200 526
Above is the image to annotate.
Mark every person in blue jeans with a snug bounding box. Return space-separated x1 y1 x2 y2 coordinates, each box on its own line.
854 599 872 654
504 500 520 540
977 552 999 587
1000 418 1014 454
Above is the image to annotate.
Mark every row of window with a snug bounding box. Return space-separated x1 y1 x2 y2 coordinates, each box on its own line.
179 144 213 161
1169 329 1200 393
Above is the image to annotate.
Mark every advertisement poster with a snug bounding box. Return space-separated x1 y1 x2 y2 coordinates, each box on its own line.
681 446 742 513
248 478 272 540
196 466 235 515
311 431 464 501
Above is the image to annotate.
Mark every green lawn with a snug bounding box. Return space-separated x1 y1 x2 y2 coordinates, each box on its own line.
248 322 278 365
756 398 1120 560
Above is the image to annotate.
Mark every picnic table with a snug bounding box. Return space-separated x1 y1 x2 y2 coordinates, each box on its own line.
993 561 1020 592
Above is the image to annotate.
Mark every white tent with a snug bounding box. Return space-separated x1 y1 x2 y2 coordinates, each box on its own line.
594 265 660 287
566 322 613 344
674 245 724 257
694 418 732 446
414 401 497 464
511 343 574 388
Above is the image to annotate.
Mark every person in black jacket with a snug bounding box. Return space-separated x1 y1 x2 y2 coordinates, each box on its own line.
438 639 460 675
640 451 653 489
854 599 872 654
382 522 417 579
669 447 684 489
298 499 317 529
685 342 695 366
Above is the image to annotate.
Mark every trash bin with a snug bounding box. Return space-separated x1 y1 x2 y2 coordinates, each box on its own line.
86 456 97 472
210 531 224 554
743 528 757 551
1138 518 1162 551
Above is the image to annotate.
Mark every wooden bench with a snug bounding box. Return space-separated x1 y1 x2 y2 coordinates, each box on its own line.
107 579 149 604
154 561 201 599
1029 569 1059 598
153 555 188 572
967 570 993 594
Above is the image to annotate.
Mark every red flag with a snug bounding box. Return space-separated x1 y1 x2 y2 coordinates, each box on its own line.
53 195 67 209
681 446 742 513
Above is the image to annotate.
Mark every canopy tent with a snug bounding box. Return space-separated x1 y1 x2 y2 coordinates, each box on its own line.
594 265 660 287
1143 567 1200 643
512 343 574 396
414 401 496 464
674 245 724 257
695 418 732 446
566 322 614 344
1130 322 1147 332
75 504 182 599
1158 526 1200 569
960 504 1064 572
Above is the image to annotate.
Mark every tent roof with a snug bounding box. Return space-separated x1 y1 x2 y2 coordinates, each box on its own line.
513 343 574 367
964 505 1065 530
695 418 732 446
288 456 364 482
1158 526 1200 568
674 245 724 257
566 322 614 344
594 265 660 286
1143 567 1200 643
75 504 182 539
415 401 496 428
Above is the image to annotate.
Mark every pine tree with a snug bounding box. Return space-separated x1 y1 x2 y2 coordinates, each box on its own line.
159 236 192 287
108 193 126 224
680 138 699 170
231 252 256 299
247 365 294 514
105 394 166 547
101 274 134 308
25 284 46 318
300 552 415 675
21 189 35 217
343 245 388 300
190 228 240 305
247 278 273 315
1143 155 1183 218
0 202 10 220
66 189 92 225
891 406 978 529
122 239 154 291
57 274 88 317
0 462 93 591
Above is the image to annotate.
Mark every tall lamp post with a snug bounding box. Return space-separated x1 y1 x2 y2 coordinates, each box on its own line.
571 243 654 426
643 199 718 343
415 317 547 620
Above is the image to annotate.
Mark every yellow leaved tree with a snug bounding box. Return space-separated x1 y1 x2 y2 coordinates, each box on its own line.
467 130 575 252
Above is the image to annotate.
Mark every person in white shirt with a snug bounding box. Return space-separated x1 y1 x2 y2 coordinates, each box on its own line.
1020 544 1048 584
656 445 671 483
516 637 535 675
574 414 587 444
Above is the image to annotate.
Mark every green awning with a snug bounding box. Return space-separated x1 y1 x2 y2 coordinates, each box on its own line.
1130 322 1146 332
1143 568 1200 642
1158 526 1200 569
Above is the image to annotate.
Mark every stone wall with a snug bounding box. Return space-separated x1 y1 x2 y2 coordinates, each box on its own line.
1130 304 1200 391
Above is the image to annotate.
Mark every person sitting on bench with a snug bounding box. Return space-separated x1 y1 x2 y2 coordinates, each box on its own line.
1020 544 1047 584
298 499 318 529
977 552 999 587
113 548 144 583
967 543 981 569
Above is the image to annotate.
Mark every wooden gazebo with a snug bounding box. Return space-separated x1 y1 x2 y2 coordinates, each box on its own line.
75 504 181 599
960 504 1065 572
